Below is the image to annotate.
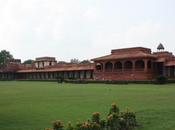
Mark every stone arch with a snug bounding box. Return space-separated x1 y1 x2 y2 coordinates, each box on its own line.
96 63 103 71
124 61 133 69
114 61 122 70
147 60 152 69
135 60 145 69
105 62 113 71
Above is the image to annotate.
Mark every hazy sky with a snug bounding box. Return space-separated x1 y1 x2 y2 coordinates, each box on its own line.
0 0 175 62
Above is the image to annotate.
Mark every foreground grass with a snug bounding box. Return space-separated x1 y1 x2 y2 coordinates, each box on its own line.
0 81 175 130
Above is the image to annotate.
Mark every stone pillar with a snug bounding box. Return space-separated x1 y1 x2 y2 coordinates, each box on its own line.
62 72 64 79
84 70 86 79
132 60 135 72
80 71 84 79
91 70 94 79
144 59 148 72
86 70 91 79
50 73 53 79
111 61 115 72
64 72 68 79
102 62 105 72
60 72 62 78
42 73 45 79
37 73 40 79
74 71 77 79
168 67 171 77
46 73 49 79
121 61 124 72
163 65 166 77
55 72 58 79
28 73 30 79
78 71 80 79
41 73 44 79
72 71 75 79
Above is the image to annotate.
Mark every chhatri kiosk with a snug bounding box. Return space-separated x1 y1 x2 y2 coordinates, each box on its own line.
92 44 175 80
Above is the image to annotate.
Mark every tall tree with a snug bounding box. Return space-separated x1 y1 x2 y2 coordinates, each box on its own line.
70 58 80 64
23 59 34 64
0 50 13 67
58 61 67 64
80 60 91 64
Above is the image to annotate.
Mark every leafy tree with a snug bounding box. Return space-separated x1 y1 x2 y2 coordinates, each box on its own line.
70 58 79 64
0 50 13 67
23 59 34 64
80 60 91 64
58 61 67 64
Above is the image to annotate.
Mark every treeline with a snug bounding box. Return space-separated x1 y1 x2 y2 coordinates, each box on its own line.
0 49 91 66
0 50 14 67
59 59 91 64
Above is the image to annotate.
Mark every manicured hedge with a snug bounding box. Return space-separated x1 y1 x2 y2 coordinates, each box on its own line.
154 75 167 84
3 77 175 84
63 80 153 84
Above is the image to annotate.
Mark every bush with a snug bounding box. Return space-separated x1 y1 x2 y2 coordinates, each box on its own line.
108 103 120 115
154 75 167 84
46 103 137 130
53 120 64 130
107 113 120 130
92 112 100 124
120 108 137 129
56 76 64 83
66 122 74 130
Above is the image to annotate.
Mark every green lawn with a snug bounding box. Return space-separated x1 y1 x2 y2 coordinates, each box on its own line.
0 81 175 130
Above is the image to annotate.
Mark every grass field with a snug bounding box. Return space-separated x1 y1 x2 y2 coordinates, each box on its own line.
0 81 175 130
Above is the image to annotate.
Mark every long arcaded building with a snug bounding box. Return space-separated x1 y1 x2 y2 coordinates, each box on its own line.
0 44 175 81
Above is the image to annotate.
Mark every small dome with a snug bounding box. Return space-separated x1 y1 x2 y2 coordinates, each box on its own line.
157 43 165 50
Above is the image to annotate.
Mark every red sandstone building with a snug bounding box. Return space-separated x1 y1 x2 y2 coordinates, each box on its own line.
0 44 175 81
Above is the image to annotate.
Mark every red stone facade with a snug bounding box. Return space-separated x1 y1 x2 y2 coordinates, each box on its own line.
92 47 175 81
0 46 175 81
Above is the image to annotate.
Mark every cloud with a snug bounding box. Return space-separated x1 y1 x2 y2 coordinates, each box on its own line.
90 19 162 58
125 20 161 44
83 6 98 22
0 0 175 61
0 0 81 60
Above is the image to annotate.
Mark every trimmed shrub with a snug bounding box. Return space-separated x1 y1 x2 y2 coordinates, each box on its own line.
154 75 167 84
66 122 74 130
108 103 120 115
120 108 137 130
107 113 120 130
53 120 64 130
92 112 100 124
56 76 64 83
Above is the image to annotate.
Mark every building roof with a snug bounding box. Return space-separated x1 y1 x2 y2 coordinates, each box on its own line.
35 57 56 62
17 64 94 73
165 60 175 66
92 47 156 61
155 57 166 62
111 47 151 54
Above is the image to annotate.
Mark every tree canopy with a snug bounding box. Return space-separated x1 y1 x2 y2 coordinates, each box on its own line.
80 60 91 64
0 50 13 67
23 59 34 64
70 58 80 64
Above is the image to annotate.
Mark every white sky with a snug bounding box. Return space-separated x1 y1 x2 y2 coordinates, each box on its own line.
0 0 175 62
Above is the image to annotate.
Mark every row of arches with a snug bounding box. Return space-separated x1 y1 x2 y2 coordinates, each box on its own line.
96 60 152 71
